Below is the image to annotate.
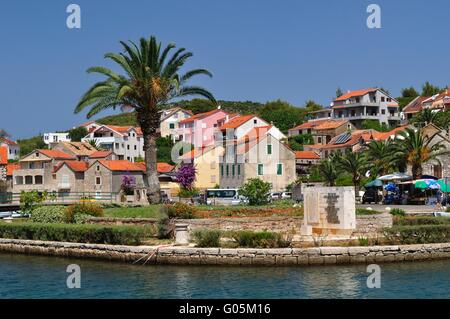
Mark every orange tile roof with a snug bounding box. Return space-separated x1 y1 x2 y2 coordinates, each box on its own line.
6 163 20 176
334 88 378 102
105 125 143 136
0 147 8 165
220 115 255 130
372 126 408 140
99 160 145 172
403 96 429 114
55 161 90 173
135 162 175 173
38 149 75 160
0 137 18 146
89 151 113 159
179 109 226 124
289 119 329 131
313 120 348 130
295 151 320 160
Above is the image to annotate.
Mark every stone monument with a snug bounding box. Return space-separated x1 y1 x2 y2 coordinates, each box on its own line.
300 186 356 237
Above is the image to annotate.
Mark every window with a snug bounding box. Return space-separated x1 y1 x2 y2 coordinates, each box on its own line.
97 165 100 171
25 176 33 185
277 163 283 175
267 144 272 155
15 176 23 185
96 177 101 185
237 164 241 176
253 119 257 124
169 123 175 129
34 175 43 184
318 137 322 144
381 110 386 115
127 145 130 150
381 97 385 102
258 164 264 176
232 165 235 176
220 164 224 176
226 165 229 176
134 145 137 150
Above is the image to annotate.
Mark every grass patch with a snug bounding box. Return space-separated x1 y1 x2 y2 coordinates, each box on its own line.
103 205 162 218
393 216 450 226
383 224 450 244
356 208 383 215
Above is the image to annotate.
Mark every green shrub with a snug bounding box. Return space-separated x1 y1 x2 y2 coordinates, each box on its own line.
356 208 383 215
446 207 450 213
31 206 66 223
65 203 104 223
394 216 450 226
383 225 450 244
238 178 272 206
0 222 151 245
231 231 290 248
163 203 196 219
358 236 370 246
177 187 199 198
192 229 221 247
389 208 406 216
156 214 173 239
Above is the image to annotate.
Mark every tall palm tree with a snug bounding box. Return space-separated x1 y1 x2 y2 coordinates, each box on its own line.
75 36 215 203
393 127 449 179
318 159 338 186
336 150 367 196
365 139 396 177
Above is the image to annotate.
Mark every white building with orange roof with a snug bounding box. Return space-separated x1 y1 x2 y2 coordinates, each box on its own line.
331 88 400 128
159 107 193 142
0 137 20 160
295 151 321 174
0 146 7 182
82 124 144 162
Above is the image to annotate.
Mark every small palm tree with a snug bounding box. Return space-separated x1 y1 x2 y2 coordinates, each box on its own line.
318 159 338 186
75 36 215 203
393 127 449 179
412 109 442 127
365 139 395 177
336 150 367 196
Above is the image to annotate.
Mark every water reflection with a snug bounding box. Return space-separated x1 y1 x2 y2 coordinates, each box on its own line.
0 253 449 299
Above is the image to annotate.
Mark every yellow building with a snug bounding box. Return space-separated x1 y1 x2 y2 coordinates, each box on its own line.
179 145 224 190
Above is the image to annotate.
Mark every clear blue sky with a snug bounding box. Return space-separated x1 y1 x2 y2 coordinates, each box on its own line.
1 0 449 139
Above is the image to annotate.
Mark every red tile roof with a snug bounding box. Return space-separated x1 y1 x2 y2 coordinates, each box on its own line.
0 147 7 165
89 151 113 159
54 161 90 173
135 162 175 173
99 160 145 172
334 88 378 102
6 163 20 176
220 115 255 130
38 149 75 160
295 151 320 160
403 96 429 114
105 125 143 136
313 120 348 130
289 119 329 131
372 126 408 140
0 137 18 146
179 109 226 124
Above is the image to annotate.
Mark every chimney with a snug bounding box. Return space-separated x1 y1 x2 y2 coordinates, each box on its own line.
217 105 221 110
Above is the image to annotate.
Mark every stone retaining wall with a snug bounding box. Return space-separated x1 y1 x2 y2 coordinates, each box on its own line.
0 238 448 266
89 214 393 238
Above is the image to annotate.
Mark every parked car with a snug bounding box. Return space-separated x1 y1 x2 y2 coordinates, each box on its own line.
362 188 382 204
270 192 282 200
281 192 292 200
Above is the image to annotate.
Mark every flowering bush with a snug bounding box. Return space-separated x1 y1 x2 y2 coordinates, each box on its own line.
176 164 196 189
121 174 136 196
163 202 196 219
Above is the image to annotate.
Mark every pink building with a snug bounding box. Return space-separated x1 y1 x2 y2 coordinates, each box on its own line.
176 109 229 148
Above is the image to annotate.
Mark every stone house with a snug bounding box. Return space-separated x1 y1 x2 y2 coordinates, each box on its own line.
52 161 90 193
295 151 321 175
51 141 98 161
12 149 76 192
288 119 354 145
419 123 450 178
219 126 296 192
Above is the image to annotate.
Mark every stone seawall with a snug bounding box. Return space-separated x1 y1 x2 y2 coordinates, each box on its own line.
0 238 448 265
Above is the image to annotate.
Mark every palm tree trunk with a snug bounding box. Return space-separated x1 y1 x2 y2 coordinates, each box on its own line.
138 111 161 204
412 164 422 180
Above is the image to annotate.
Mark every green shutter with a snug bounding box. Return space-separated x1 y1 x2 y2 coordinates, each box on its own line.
267 144 272 155
277 163 283 175
232 164 235 176
226 165 229 176
169 123 175 129
238 164 241 176
258 164 264 175
220 165 224 176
